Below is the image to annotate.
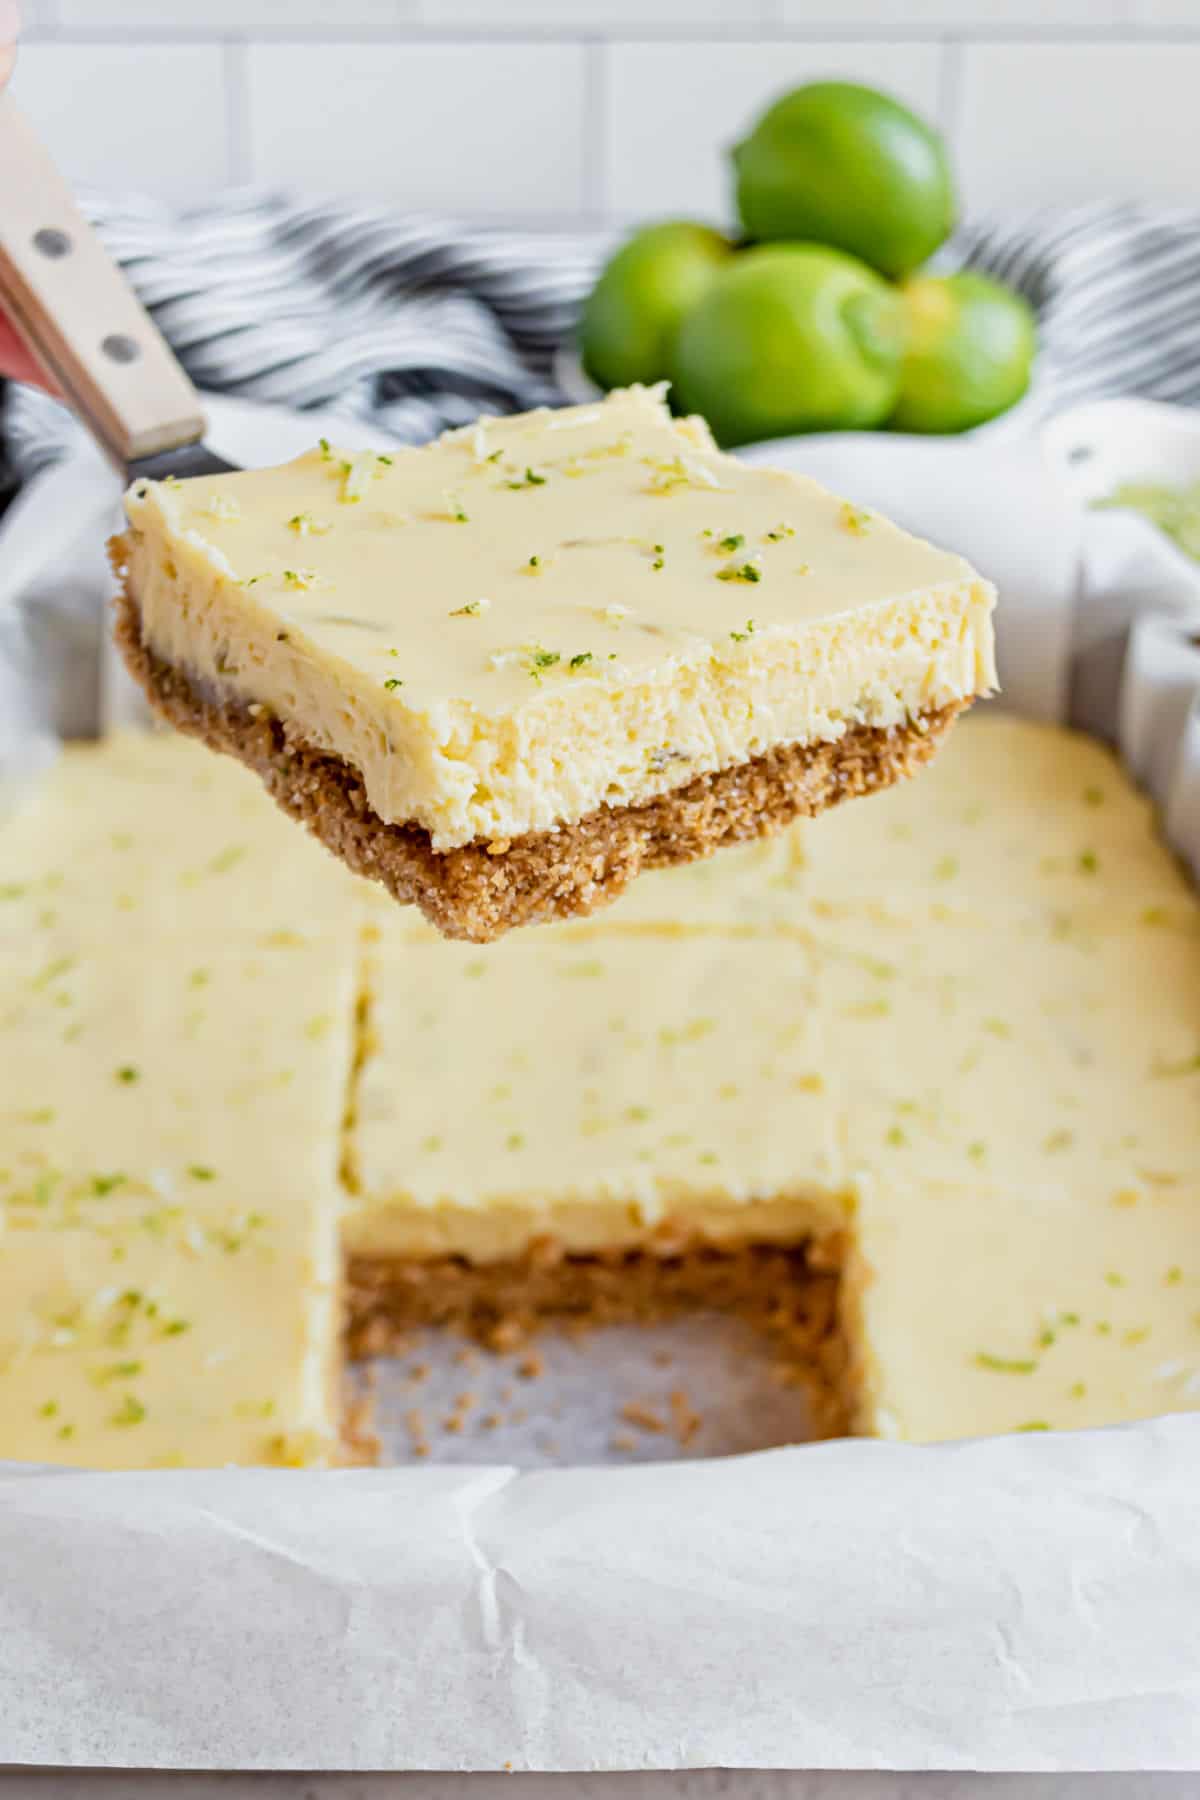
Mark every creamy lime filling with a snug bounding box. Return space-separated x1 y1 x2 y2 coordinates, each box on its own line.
124 387 995 850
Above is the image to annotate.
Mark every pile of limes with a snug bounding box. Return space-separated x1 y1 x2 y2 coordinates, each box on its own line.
579 81 1036 446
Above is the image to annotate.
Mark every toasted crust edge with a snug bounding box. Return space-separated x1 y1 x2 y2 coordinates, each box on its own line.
112 545 966 942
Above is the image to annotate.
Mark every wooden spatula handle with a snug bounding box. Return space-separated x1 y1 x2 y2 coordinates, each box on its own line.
0 94 205 467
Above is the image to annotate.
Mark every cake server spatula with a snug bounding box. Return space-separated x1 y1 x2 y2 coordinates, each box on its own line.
0 95 236 483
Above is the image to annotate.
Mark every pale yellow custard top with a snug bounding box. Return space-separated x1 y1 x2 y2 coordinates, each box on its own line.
3 719 1199 1463
0 737 361 1469
123 386 996 850
351 717 1200 1443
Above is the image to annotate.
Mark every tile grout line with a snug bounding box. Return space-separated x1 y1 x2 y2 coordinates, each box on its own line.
581 36 606 226
938 31 965 156
223 37 252 186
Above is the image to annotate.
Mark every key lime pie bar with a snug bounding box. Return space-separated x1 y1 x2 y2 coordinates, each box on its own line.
3 717 1199 1467
0 736 360 1468
111 386 996 942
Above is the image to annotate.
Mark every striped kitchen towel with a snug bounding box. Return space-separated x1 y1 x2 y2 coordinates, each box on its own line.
5 192 1200 475
949 202 1200 412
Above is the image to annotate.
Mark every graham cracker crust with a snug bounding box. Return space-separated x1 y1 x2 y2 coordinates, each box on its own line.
346 1234 852 1441
111 552 965 944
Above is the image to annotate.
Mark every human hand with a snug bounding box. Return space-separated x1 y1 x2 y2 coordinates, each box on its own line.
0 0 54 389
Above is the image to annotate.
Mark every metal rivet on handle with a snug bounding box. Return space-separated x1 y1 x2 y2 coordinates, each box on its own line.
101 333 141 365
32 227 72 259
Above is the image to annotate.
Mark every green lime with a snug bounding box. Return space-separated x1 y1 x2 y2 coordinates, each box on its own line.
889 272 1036 433
732 81 956 281
668 243 905 447
579 220 734 392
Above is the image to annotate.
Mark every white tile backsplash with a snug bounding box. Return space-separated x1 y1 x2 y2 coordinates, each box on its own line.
427 0 772 24
37 0 1200 29
11 0 58 35
1130 0 1200 20
778 0 1164 25
9 41 231 194
53 0 416 27
958 40 1200 210
786 0 1200 22
246 41 587 216
7 3 1200 217
601 39 946 224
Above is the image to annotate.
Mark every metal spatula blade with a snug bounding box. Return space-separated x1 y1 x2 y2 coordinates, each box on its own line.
125 442 239 485
0 94 239 484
